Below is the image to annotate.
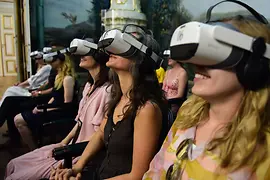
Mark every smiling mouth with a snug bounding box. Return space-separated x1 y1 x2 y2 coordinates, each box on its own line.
194 73 210 79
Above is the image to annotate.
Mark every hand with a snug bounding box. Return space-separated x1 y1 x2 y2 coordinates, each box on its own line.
14 82 20 86
31 91 39 97
50 163 82 180
47 142 67 158
32 107 43 114
50 163 64 180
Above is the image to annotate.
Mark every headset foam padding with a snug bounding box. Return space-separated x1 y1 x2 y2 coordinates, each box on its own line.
236 37 270 91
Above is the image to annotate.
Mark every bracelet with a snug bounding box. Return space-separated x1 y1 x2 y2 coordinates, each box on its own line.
38 91 42 96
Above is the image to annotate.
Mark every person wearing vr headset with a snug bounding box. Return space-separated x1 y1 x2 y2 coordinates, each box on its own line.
144 1 270 180
0 51 51 107
9 51 77 151
51 25 168 180
5 38 112 180
162 50 188 120
0 51 54 148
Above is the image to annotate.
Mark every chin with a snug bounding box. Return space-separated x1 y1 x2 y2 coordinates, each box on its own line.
192 87 209 98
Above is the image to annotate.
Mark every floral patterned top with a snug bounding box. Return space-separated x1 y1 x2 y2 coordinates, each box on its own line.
143 122 270 180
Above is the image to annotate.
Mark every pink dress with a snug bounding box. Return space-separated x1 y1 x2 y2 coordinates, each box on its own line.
5 82 111 180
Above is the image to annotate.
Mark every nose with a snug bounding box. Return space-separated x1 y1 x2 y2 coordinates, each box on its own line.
109 54 117 58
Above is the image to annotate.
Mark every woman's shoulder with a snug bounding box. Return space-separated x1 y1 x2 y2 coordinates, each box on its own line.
63 75 75 81
63 76 75 86
39 64 51 71
137 101 162 118
44 64 52 68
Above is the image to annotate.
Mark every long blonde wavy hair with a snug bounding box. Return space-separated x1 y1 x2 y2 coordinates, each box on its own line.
175 18 270 173
54 54 76 90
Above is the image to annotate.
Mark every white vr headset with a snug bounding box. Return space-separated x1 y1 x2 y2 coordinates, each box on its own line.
69 38 98 55
30 51 43 59
163 50 170 57
170 21 270 68
43 47 52 54
98 29 159 63
43 48 68 63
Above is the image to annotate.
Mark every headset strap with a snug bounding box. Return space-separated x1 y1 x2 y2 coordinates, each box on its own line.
205 0 268 24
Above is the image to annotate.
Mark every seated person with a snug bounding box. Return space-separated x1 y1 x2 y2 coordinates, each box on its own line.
0 52 51 107
162 50 188 119
31 67 57 98
0 68 57 148
51 26 168 180
5 39 111 180
13 52 77 151
143 11 270 180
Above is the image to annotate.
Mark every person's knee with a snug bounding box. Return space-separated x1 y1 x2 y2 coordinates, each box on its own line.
14 114 26 128
6 86 15 93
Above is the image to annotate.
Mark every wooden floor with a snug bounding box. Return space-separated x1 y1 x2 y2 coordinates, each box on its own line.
0 76 17 99
0 76 18 178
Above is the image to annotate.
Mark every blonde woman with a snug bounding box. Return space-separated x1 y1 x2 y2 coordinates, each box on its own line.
13 52 77 151
143 17 270 179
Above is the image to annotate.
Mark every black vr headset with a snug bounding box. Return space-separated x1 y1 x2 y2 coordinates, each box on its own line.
170 0 270 91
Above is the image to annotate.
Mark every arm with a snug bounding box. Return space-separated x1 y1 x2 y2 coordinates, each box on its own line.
107 102 162 180
63 76 75 103
142 121 181 179
54 83 94 145
61 124 79 145
27 65 52 88
37 81 49 90
72 117 107 173
18 79 30 88
176 70 188 98
62 84 111 144
39 87 53 95
31 87 53 97
46 76 74 111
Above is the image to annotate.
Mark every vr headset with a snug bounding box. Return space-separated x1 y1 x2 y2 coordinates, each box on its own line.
170 0 270 90
69 38 98 56
43 48 68 63
170 21 270 68
170 0 270 69
30 51 43 59
98 24 160 64
163 50 170 57
43 47 52 54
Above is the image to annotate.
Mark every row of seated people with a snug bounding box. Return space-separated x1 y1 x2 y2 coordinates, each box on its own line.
3 8 270 180
0 51 56 147
4 32 170 180
0 51 78 150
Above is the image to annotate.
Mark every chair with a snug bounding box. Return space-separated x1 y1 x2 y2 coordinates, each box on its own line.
35 79 85 147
